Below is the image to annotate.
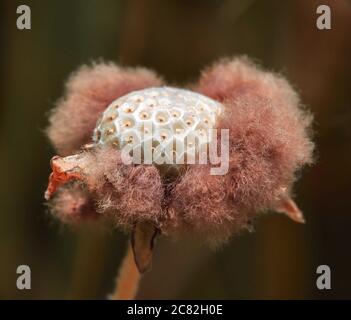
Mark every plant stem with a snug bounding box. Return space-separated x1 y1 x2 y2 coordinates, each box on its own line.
110 244 141 300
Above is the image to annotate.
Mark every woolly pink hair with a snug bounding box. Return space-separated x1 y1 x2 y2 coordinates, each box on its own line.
196 57 313 209
166 57 313 244
47 62 163 156
49 183 97 224
166 165 247 245
86 147 164 229
46 58 314 245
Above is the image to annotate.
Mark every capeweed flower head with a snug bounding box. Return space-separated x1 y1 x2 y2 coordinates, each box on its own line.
45 58 314 272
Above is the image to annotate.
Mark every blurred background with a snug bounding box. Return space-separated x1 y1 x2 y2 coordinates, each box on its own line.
1 0 351 299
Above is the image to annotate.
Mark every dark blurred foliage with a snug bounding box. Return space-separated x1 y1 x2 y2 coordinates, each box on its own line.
0 0 350 299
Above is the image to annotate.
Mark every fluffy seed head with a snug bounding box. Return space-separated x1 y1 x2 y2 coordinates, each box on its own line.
45 58 315 246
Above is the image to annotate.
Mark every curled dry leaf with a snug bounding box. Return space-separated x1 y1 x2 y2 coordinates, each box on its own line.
275 197 306 224
45 154 86 200
131 222 159 273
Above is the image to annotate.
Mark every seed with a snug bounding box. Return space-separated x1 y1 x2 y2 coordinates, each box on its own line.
106 128 115 135
125 107 134 113
140 112 149 119
132 95 144 102
107 114 116 121
124 120 132 127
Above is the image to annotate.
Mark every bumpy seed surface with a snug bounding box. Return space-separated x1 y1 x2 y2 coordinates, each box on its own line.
93 87 223 165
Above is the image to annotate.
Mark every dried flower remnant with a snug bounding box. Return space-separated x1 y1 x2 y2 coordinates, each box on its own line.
45 58 314 299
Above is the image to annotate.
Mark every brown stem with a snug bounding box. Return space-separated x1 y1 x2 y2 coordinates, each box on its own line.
110 244 141 300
